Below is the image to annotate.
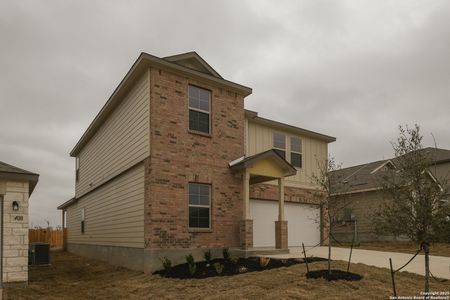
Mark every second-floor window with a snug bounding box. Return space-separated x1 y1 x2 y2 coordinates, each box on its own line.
273 133 286 159
75 157 80 182
290 137 302 168
188 85 211 134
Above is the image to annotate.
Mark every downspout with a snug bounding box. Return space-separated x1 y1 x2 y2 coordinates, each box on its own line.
62 210 66 251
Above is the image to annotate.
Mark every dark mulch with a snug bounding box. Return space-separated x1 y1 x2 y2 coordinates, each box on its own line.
154 257 325 279
306 269 363 281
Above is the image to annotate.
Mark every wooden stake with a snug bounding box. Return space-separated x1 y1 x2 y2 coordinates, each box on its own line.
302 243 309 274
389 258 397 298
347 240 354 272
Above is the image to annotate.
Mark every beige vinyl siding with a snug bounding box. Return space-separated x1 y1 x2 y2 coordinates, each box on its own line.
75 70 150 197
246 120 328 189
66 163 145 248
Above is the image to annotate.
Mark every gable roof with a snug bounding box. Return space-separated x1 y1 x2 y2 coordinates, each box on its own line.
229 149 297 177
0 161 39 195
70 52 252 157
164 52 223 79
331 147 450 195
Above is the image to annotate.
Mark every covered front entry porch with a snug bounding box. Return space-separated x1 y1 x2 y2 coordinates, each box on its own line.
229 149 297 251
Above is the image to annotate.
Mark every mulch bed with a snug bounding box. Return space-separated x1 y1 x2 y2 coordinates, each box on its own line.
154 257 325 279
306 269 363 281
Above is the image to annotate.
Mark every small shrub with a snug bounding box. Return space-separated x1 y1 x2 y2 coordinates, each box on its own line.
185 254 197 276
229 256 239 267
222 247 230 260
259 256 270 267
159 256 172 275
213 262 224 275
204 249 212 266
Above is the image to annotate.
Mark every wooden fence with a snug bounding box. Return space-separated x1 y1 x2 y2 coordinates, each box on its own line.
29 228 66 249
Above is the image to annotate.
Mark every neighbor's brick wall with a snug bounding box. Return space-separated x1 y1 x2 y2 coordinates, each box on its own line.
331 190 393 242
144 68 245 249
2 180 29 283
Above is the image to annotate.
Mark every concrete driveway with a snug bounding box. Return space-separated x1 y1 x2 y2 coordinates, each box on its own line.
269 246 450 280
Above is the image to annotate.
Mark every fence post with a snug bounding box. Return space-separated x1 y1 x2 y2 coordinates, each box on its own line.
389 258 397 298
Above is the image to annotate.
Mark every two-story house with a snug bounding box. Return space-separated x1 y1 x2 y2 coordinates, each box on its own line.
58 52 335 272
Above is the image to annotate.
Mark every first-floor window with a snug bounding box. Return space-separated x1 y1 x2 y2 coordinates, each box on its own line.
188 183 211 229
81 208 85 234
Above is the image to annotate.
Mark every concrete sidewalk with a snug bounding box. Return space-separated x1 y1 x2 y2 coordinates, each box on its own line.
268 246 450 279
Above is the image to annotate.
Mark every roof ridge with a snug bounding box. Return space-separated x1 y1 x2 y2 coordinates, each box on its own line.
333 159 389 174
342 163 372 182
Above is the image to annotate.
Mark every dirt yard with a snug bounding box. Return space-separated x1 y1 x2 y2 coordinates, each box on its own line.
4 251 449 300
336 242 450 257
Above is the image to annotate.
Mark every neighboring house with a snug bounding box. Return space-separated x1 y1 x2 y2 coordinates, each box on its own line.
330 147 450 242
0 161 39 286
57 51 335 272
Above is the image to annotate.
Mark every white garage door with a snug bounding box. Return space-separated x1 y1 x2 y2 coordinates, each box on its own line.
250 199 320 247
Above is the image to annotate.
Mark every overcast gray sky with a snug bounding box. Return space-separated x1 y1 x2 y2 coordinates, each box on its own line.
1 0 449 227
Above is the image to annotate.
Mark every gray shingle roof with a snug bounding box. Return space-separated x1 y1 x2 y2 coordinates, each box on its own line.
330 147 450 194
0 161 39 195
0 161 38 176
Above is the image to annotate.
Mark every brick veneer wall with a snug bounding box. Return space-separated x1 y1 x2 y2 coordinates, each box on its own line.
144 68 246 250
331 190 394 242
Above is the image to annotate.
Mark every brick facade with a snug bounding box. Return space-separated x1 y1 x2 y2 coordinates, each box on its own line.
144 68 246 250
275 221 288 249
331 191 394 242
239 219 253 249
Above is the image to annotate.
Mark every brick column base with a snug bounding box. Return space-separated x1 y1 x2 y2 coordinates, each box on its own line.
275 220 288 249
240 219 253 250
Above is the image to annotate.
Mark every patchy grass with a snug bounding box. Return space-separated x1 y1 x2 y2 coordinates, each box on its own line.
4 251 449 300
335 242 450 257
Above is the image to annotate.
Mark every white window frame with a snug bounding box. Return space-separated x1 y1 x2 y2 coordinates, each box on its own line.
188 182 211 230
188 85 211 134
290 136 302 168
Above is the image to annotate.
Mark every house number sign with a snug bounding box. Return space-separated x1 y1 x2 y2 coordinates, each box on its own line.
14 215 23 221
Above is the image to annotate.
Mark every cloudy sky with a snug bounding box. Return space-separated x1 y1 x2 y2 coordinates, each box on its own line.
1 0 449 227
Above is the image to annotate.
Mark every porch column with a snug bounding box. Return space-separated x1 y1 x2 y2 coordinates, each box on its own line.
275 177 288 249
240 170 253 249
278 178 285 221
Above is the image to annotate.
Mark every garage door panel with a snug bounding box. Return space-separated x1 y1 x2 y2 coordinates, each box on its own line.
250 200 277 247
285 202 320 247
250 199 320 247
